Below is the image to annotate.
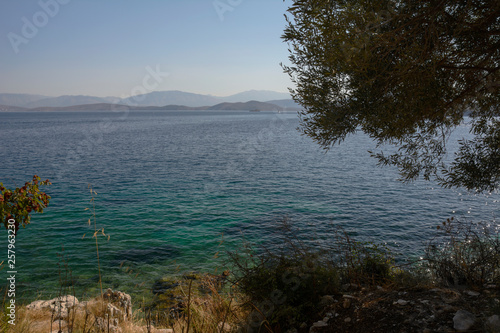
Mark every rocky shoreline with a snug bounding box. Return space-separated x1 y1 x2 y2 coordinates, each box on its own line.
19 282 500 333
25 289 147 333
307 284 500 333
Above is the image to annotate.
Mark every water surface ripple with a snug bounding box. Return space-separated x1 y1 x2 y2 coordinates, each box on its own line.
0 110 497 300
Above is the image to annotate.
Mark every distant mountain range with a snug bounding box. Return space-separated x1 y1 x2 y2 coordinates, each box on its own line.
119 91 222 107
0 90 295 108
0 90 301 112
0 100 298 112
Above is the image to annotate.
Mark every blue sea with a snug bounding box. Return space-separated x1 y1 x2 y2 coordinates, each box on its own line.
0 110 498 302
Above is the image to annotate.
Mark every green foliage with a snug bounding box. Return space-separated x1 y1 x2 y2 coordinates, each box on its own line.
440 120 500 191
423 217 500 287
230 247 339 330
282 0 500 192
228 220 340 330
0 175 51 232
331 229 395 285
228 218 397 331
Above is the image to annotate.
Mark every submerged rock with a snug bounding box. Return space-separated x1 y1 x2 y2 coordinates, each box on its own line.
113 244 179 265
152 280 180 295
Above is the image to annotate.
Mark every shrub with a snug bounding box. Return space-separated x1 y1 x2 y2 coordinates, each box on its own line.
330 228 395 285
228 218 396 331
423 217 500 287
0 175 51 232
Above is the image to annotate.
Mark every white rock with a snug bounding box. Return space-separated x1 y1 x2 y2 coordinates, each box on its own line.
320 295 335 306
393 299 408 306
217 322 231 332
102 288 132 320
312 321 328 327
453 310 476 332
27 295 79 320
465 290 480 297
107 303 123 320
309 321 328 332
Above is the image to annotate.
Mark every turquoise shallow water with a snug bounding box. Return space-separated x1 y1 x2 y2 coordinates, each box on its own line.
0 110 498 302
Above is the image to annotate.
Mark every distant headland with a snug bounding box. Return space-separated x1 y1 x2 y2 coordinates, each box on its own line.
0 90 303 112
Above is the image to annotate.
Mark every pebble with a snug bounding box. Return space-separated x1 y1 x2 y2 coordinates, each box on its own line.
312 321 328 327
344 317 351 323
465 290 480 297
393 299 408 306
309 320 328 332
319 295 335 306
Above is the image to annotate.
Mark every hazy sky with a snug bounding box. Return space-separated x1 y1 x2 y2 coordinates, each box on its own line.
0 0 292 97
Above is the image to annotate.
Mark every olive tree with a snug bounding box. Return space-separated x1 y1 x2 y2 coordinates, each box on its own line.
282 0 499 192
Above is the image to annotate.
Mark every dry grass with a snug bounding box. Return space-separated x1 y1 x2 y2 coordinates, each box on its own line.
0 277 247 333
141 274 248 333
167 278 247 333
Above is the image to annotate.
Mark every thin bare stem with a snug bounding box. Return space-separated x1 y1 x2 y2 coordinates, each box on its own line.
88 184 103 298
186 279 193 333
